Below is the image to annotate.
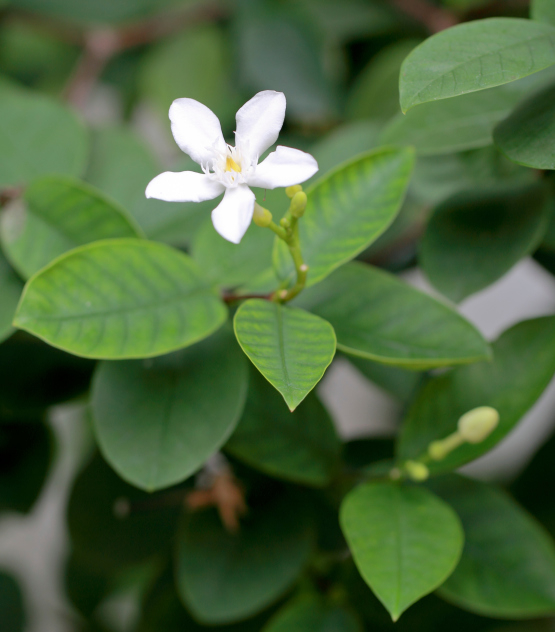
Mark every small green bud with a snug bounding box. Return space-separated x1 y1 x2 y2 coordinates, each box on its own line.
404 460 429 482
290 191 307 218
285 184 303 198
457 406 499 443
252 202 272 227
280 217 291 229
428 440 449 461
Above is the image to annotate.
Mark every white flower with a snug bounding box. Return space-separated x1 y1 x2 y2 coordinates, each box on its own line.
145 90 319 244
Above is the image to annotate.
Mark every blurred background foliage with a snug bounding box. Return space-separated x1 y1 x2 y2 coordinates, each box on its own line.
2 0 555 631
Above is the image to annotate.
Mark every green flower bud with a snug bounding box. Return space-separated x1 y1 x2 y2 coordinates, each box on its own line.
252 202 272 227
457 406 499 444
285 184 303 198
290 191 308 218
428 440 449 461
404 460 429 482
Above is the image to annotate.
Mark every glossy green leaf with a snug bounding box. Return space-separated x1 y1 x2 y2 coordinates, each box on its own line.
67 453 180 573
139 25 239 131
494 82 555 170
85 126 208 242
92 327 248 491
532 0 555 27
0 571 25 632
340 482 463 621
14 239 227 359
191 218 275 288
234 299 336 411
1 176 142 279
225 370 341 486
420 183 550 302
398 316 555 473
263 596 362 632
0 85 88 187
0 252 22 343
0 420 52 514
296 262 490 369
347 39 420 122
274 147 414 287
175 496 313 624
430 475 555 618
400 18 555 112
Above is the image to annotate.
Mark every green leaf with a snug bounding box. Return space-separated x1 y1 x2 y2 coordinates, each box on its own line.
67 452 180 573
430 475 555 618
0 85 88 187
236 6 336 123
175 495 313 624
296 262 490 369
92 327 248 491
340 482 463 621
398 316 555 473
263 596 362 632
85 126 208 242
0 252 22 343
400 18 555 112
14 239 227 359
191 218 275 289
274 147 414 288
0 420 52 514
347 39 420 122
0 571 25 632
1 175 142 279
234 299 336 411
225 369 341 486
420 183 550 302
532 0 555 27
383 80 540 155
139 25 240 131
494 81 555 170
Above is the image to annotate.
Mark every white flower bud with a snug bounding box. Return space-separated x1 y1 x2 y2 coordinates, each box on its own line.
457 406 499 444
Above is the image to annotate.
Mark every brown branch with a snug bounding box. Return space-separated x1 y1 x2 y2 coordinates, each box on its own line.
0 185 24 207
388 0 458 33
222 292 273 304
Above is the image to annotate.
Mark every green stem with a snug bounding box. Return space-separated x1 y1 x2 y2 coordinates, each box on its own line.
273 223 308 303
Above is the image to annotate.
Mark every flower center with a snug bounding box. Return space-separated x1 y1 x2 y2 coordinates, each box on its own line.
225 155 241 173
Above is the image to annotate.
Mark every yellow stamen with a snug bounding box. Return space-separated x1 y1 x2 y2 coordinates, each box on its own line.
225 156 241 172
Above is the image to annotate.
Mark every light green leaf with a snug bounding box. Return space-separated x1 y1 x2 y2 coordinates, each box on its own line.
400 18 555 112
430 475 555 618
532 0 555 27
274 147 414 288
225 369 341 486
347 39 420 122
398 316 555 473
14 239 227 359
139 25 240 131
494 81 555 170
92 327 248 491
0 85 88 187
263 595 362 632
191 218 275 288
0 571 25 632
1 176 142 279
296 262 490 369
0 252 22 343
175 497 313 624
234 299 336 411
420 183 550 302
85 126 209 242
340 482 463 621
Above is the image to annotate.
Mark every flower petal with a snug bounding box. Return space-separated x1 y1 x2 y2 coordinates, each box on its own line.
235 91 286 162
211 185 255 244
169 98 226 166
246 146 319 189
146 171 224 202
